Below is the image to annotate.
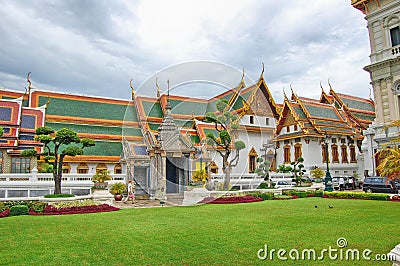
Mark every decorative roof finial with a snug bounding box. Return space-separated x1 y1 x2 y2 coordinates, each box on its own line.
320 81 325 92
328 77 332 90
25 72 32 107
260 63 265 79
27 72 32 90
167 79 170 98
240 67 245 86
130 79 135 100
156 78 161 98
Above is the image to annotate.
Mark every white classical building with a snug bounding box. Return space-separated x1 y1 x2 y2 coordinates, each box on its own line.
352 0 400 176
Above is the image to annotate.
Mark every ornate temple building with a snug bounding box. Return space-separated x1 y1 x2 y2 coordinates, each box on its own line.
0 90 46 174
274 86 375 176
0 66 376 199
0 71 279 199
352 0 400 176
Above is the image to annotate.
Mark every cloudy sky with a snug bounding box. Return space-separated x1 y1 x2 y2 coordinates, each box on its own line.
0 0 371 103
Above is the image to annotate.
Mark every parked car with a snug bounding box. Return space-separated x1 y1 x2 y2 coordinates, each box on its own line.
362 177 399 193
275 181 294 189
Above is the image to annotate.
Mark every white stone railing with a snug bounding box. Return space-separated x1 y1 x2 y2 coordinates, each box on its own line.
0 173 126 183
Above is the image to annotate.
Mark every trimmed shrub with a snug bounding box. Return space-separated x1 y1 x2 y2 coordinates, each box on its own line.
291 191 307 198
282 190 295 196
314 190 324 197
28 202 48 213
248 192 274 200
9 205 29 216
0 202 7 212
324 191 390 201
274 195 292 200
44 194 74 198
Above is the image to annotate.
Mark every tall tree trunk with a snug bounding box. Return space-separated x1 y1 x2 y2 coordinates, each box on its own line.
223 155 230 190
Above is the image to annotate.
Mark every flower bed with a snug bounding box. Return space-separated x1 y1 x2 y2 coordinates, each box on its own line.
29 204 119 215
198 195 263 204
0 200 120 218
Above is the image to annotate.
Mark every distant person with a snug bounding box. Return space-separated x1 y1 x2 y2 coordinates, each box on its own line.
339 177 345 191
349 177 354 190
123 180 135 204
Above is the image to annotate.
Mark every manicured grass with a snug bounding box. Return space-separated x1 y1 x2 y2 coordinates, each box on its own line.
0 198 398 265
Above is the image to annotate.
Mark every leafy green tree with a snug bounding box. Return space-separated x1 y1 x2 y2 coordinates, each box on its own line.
291 157 306 186
0 126 3 137
205 99 246 190
35 126 95 194
254 157 271 187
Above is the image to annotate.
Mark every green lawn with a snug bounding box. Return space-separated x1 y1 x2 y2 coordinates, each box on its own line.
0 198 398 265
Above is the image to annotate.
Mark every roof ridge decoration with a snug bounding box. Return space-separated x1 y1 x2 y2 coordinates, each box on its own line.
275 95 303 136
245 64 280 119
26 72 32 108
328 85 366 130
156 78 161 99
227 67 246 109
130 79 135 100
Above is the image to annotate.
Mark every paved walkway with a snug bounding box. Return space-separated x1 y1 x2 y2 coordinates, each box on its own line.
113 199 183 209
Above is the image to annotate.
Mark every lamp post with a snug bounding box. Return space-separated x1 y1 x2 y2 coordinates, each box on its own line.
323 133 333 192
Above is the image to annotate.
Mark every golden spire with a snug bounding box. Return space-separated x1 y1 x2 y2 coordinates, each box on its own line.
130 79 135 100
240 67 245 86
156 78 161 98
260 63 265 80
328 78 333 91
320 81 325 93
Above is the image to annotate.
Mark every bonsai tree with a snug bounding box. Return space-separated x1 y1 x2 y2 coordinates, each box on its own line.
34 126 95 194
254 157 271 187
92 169 113 183
205 98 246 190
290 157 306 186
310 167 325 180
277 164 293 173
192 169 209 187
109 182 126 195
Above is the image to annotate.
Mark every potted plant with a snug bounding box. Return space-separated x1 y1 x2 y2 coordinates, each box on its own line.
109 182 126 201
92 170 112 189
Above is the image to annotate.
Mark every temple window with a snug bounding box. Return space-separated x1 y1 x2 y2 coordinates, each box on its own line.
209 161 218 174
250 116 254 124
114 163 122 174
350 145 357 163
96 163 108 174
341 145 348 163
284 145 291 164
248 147 258 173
265 118 269 126
77 163 89 174
11 157 30 173
332 145 339 163
286 126 290 133
294 143 302 160
62 163 71 174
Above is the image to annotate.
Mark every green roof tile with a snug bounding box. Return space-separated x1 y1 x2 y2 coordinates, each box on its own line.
39 96 138 122
305 105 340 120
341 98 374 112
